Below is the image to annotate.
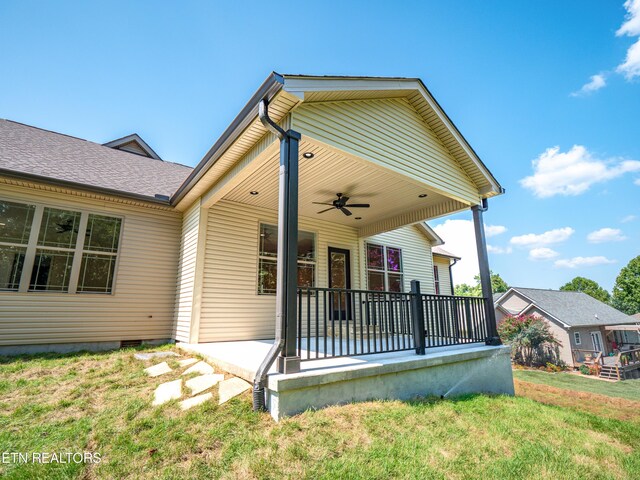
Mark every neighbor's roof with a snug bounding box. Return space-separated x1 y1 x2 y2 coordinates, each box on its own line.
0 119 193 203
432 246 460 260
498 287 637 328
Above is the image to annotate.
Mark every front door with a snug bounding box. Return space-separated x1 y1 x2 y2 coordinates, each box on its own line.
328 247 351 320
591 331 604 353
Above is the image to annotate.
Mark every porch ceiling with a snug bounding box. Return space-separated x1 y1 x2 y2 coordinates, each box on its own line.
221 139 467 235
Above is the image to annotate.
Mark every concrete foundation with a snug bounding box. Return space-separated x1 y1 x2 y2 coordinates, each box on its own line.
0 338 172 356
179 340 514 421
267 344 513 420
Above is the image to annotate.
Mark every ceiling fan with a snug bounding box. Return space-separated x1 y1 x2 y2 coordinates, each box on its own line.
314 193 370 216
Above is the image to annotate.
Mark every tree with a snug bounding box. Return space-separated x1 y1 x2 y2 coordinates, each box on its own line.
455 271 508 297
497 313 562 367
560 276 610 303
612 256 640 315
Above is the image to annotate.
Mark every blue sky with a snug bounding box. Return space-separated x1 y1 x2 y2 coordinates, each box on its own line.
1 1 638 291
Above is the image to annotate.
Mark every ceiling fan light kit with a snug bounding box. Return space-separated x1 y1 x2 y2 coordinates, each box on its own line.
313 193 370 217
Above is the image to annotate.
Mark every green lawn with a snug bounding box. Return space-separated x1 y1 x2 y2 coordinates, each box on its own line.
1 347 639 479
513 369 640 402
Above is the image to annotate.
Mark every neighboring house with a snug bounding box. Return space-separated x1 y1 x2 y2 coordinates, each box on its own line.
1 73 513 418
494 287 640 369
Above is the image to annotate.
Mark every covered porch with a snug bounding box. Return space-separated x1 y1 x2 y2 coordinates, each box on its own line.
172 74 509 416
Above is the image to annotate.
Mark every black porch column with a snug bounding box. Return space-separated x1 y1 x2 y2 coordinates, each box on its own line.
471 199 501 346
276 130 302 374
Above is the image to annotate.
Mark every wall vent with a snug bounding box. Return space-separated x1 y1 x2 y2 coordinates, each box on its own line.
120 339 143 348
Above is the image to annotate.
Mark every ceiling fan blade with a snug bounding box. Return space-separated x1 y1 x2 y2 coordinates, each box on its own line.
317 207 335 214
340 207 353 216
312 202 334 206
345 204 370 208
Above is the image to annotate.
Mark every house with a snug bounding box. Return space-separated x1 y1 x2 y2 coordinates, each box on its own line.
494 287 640 379
0 73 514 418
431 246 460 295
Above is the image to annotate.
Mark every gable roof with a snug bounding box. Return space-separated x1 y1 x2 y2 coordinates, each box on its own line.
0 119 192 203
432 246 460 260
172 72 504 208
496 287 637 327
103 134 162 160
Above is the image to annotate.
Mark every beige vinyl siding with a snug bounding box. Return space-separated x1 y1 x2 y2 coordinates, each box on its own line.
433 256 452 295
199 200 360 342
499 291 531 314
292 98 481 205
361 225 435 294
0 183 181 346
173 201 203 343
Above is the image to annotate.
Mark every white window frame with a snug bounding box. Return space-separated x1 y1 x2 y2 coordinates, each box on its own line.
256 223 317 295
574 331 581 346
433 265 440 295
365 243 404 292
0 198 123 295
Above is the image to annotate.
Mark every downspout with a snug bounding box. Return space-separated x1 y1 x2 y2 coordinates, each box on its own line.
448 258 458 296
252 100 289 411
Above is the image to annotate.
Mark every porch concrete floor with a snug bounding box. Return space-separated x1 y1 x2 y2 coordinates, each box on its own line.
177 339 487 383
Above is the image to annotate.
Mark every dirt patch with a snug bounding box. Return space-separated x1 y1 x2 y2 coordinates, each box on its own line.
515 379 640 422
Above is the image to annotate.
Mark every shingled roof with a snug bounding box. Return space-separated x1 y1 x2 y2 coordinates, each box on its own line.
0 119 193 202
496 287 637 327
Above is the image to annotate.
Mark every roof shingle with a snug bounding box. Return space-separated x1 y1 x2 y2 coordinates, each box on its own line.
0 119 193 200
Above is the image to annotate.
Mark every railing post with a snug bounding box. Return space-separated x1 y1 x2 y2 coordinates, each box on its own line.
410 280 426 355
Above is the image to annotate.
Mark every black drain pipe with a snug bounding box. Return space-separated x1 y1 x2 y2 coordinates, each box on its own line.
252 99 298 411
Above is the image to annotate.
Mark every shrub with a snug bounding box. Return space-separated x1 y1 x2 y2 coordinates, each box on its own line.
498 313 562 367
579 364 591 375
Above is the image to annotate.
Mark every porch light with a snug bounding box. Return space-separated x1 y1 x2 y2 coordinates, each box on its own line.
302 152 314 159
250 191 259 195
418 193 428 198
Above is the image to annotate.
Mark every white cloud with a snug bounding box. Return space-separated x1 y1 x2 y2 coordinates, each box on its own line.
587 227 628 243
571 74 607 97
520 145 640 198
617 0 640 79
529 248 559 260
487 245 512 254
554 256 616 268
635 178 640 186
510 227 575 247
433 219 478 285
485 225 507 237
621 214 637 223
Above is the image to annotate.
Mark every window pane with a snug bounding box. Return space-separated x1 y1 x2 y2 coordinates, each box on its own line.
259 224 278 257
388 273 403 292
0 245 26 290
84 215 122 253
29 249 74 291
368 271 385 291
258 258 277 294
38 208 80 249
297 263 315 288
0 200 35 245
387 247 402 272
366 244 384 269
298 231 315 261
77 253 117 293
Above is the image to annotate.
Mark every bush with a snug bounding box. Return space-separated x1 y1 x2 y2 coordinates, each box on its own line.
498 313 562 367
579 364 591 375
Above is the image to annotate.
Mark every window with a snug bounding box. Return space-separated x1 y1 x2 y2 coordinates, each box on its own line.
257 223 316 294
0 199 122 294
0 200 35 290
433 265 440 294
574 331 581 345
366 243 403 292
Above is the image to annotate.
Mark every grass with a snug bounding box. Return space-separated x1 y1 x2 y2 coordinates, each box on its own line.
0 347 638 479
513 369 640 402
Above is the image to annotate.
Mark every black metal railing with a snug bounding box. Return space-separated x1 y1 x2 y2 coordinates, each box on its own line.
296 283 490 361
